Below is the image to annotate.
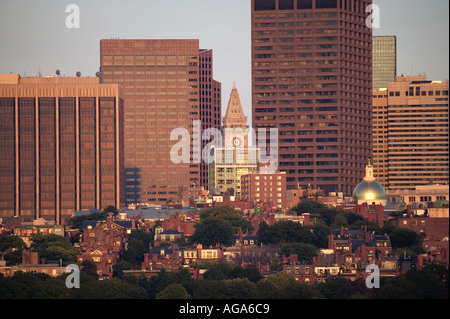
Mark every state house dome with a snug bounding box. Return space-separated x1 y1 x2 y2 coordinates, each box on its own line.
353 161 387 205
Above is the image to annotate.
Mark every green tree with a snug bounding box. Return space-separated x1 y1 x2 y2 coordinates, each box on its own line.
202 260 263 283
257 220 322 246
201 206 253 233
30 234 78 265
0 272 73 299
307 222 331 248
333 278 374 299
294 200 337 226
316 276 350 299
0 235 26 265
279 243 319 263
195 278 257 299
256 221 271 245
261 273 314 299
80 260 98 279
376 274 422 299
103 205 119 216
156 283 190 299
190 218 234 247
75 277 147 299
390 228 424 255
420 264 449 299
68 211 108 230
331 213 348 228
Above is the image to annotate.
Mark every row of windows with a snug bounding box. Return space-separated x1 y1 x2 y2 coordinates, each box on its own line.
386 90 449 97
254 0 339 11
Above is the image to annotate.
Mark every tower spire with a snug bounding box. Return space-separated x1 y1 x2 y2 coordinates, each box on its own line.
223 83 248 148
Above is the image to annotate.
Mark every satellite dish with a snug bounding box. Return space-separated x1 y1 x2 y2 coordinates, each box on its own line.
56 69 60 76
76 71 81 77
95 71 101 77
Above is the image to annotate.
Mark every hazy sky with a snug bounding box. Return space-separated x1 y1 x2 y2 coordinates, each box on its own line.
0 0 448 120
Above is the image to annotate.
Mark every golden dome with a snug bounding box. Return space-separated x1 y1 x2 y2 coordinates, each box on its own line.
353 161 386 203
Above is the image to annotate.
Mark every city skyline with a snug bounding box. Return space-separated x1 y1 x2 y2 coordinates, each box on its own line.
0 0 448 303
0 0 449 127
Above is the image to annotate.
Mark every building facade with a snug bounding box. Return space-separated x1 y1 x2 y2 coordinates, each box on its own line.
373 36 397 90
241 172 287 209
251 0 373 195
0 74 124 225
209 85 259 196
373 76 449 190
100 39 220 206
199 49 222 188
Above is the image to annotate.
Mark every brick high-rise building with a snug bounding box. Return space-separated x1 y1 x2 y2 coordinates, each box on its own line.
251 0 373 195
373 76 449 190
100 40 221 206
241 172 287 209
199 49 222 188
0 74 124 224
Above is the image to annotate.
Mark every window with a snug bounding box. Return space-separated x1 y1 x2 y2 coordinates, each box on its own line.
279 0 294 10
254 0 276 11
298 0 313 9
316 0 337 9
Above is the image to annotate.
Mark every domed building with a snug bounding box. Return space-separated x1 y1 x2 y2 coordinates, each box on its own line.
353 161 387 205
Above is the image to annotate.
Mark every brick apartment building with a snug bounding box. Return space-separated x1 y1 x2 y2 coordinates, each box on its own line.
241 172 287 209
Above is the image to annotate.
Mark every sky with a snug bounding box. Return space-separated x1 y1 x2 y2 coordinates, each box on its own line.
0 0 449 121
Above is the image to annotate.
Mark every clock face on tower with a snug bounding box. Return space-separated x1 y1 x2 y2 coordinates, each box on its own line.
233 136 242 147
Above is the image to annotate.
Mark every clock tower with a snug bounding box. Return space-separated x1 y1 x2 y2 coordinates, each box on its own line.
223 83 248 148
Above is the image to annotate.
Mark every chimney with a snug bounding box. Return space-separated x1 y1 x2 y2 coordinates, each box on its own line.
361 242 367 263
22 249 30 265
30 251 39 265
328 234 333 250
290 254 298 265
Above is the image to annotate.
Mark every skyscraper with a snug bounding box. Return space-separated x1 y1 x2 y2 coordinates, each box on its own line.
373 75 449 190
100 40 221 206
0 74 124 224
209 85 259 196
373 36 397 90
199 49 222 188
251 0 373 195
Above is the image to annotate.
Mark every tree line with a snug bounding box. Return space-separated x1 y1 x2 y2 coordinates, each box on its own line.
0 262 447 299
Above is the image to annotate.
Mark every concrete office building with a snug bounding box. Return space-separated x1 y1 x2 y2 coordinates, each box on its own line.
251 0 373 195
373 76 449 190
0 74 125 224
100 40 221 206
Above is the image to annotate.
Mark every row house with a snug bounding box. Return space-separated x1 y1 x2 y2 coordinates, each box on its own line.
154 229 184 247
135 244 224 279
0 250 68 278
76 216 133 278
13 221 64 247
391 214 449 268
283 226 399 283
77 249 120 278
